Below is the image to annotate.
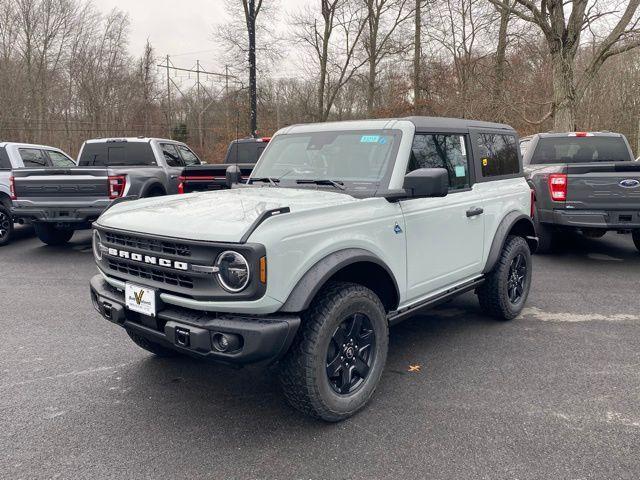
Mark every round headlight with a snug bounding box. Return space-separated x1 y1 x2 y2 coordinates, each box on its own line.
92 230 103 261
215 251 250 292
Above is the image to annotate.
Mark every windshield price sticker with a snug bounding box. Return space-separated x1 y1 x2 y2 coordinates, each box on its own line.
361 135 380 143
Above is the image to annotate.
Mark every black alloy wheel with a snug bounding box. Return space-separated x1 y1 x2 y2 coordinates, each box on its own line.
326 313 376 395
507 253 527 304
0 210 10 239
0 205 13 246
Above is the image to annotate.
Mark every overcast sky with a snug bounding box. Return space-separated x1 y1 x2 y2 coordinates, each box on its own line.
98 0 302 72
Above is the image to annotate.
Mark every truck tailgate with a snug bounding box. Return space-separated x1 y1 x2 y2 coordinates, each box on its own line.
180 164 254 193
566 162 640 210
12 167 110 201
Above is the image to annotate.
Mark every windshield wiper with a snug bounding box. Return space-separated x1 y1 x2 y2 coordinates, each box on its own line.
296 179 346 190
249 177 280 187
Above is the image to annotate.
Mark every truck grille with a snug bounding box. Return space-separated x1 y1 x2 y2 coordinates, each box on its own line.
107 258 194 289
104 231 192 257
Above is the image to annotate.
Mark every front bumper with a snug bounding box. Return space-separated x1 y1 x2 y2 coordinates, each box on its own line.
90 275 300 365
540 209 640 230
12 203 106 227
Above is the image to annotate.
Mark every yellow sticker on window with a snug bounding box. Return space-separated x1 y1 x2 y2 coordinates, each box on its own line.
482 158 488 167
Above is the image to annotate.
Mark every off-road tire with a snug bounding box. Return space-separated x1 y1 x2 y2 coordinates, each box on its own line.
278 281 388 422
0 203 13 247
477 235 532 321
633 230 640 253
126 330 178 357
34 223 74 246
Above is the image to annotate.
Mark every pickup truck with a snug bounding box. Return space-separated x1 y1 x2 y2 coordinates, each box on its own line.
522 132 640 252
90 116 537 421
0 142 76 246
179 137 269 193
11 137 202 246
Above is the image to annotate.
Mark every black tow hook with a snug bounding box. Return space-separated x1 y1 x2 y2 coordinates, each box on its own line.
175 328 191 348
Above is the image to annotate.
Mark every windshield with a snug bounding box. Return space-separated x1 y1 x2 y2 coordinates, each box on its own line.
250 130 401 185
530 137 632 164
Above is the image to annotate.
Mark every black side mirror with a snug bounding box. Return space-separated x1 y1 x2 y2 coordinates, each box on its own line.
226 165 241 188
402 168 449 198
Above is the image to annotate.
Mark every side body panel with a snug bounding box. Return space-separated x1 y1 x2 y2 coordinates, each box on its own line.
399 187 485 301
250 198 407 308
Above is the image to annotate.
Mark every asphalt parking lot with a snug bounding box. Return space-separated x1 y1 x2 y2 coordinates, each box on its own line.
1 226 639 480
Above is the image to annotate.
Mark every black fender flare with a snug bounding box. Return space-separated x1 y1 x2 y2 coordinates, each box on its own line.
483 211 538 274
280 248 400 313
140 180 166 198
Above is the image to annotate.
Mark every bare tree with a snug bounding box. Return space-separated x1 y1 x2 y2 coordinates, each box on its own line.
292 0 369 121
362 0 413 114
490 0 640 131
427 0 494 118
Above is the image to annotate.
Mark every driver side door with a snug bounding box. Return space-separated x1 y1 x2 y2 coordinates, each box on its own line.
400 132 485 303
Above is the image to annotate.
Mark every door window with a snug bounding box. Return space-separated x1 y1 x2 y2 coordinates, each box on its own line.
409 134 470 190
161 144 184 167
177 145 200 165
19 148 49 167
477 134 520 177
47 150 75 167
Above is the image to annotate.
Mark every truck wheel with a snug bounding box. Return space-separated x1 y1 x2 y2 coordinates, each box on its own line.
278 281 388 422
0 204 13 247
633 230 640 253
477 235 532 321
34 223 74 246
126 330 178 357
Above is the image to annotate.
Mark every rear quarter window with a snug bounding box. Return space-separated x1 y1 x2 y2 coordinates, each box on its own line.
477 133 520 177
0 147 10 169
226 143 261 164
78 142 156 166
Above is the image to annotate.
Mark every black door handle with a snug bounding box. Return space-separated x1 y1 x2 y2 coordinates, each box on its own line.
466 207 484 217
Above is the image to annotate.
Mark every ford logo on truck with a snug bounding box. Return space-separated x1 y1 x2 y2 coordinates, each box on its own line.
619 179 640 188
106 247 189 271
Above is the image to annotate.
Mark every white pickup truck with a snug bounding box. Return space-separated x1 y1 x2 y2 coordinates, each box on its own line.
0 142 76 246
89 117 537 421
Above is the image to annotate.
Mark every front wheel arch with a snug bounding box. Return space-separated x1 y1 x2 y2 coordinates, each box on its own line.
280 249 400 314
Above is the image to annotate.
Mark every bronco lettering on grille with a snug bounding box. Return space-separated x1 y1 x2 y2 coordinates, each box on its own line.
106 247 189 271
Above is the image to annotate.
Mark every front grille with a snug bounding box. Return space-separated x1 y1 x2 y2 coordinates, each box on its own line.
108 258 194 289
104 231 192 257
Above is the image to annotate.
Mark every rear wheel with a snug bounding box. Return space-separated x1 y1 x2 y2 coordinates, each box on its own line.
34 223 74 246
126 330 179 357
278 281 388 422
633 230 640 253
477 235 532 321
0 204 13 247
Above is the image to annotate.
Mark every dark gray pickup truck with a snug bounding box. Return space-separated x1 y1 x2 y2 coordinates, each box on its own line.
11 137 201 245
179 137 269 193
522 132 640 252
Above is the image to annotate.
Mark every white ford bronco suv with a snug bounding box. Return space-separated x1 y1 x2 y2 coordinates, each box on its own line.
90 117 537 421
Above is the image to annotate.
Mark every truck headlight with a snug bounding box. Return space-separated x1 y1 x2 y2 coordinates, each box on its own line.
93 230 103 261
215 251 250 292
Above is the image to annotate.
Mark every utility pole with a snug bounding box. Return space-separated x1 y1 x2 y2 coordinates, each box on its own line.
166 55 172 137
225 64 230 138
248 0 257 138
196 60 203 149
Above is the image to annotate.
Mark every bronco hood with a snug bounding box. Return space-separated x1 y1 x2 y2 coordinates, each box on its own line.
97 187 357 243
